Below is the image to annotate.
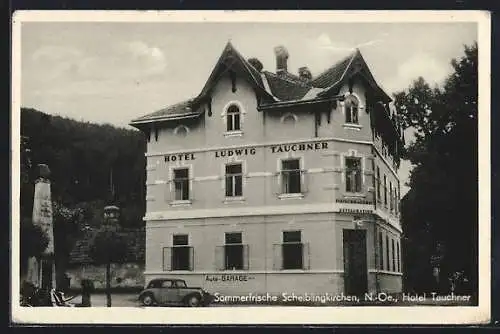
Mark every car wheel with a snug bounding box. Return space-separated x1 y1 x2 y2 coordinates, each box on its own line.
185 294 201 307
140 293 155 307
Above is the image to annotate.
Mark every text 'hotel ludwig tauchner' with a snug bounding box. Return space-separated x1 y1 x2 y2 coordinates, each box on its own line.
130 42 405 297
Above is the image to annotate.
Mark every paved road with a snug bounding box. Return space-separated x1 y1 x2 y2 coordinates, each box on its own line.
69 293 140 307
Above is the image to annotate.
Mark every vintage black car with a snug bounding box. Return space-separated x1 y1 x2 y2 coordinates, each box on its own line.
138 278 213 307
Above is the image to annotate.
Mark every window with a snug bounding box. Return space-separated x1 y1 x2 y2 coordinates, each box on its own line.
383 175 387 206
147 280 162 289
282 113 297 126
161 280 173 288
174 125 188 137
282 231 303 269
389 182 393 211
224 232 243 270
173 168 189 201
225 164 243 197
281 159 301 194
395 188 399 214
345 157 362 193
397 240 401 272
172 234 191 271
378 231 384 270
376 166 381 200
385 235 390 271
226 105 241 132
392 239 396 272
174 280 187 288
344 95 359 124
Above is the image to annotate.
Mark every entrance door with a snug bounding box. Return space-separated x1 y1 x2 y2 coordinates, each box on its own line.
343 229 368 295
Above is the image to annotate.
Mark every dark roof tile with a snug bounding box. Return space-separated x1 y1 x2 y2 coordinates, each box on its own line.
263 72 311 101
311 51 356 89
131 99 198 123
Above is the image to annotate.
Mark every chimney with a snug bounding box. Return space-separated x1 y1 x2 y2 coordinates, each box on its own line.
298 66 312 81
274 45 289 74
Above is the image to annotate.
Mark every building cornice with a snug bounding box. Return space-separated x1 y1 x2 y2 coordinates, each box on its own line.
143 202 402 232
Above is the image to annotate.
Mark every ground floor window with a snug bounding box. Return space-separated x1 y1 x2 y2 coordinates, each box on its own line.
281 231 304 270
162 234 193 271
397 240 401 272
225 232 244 270
392 239 396 272
378 231 384 270
386 235 390 271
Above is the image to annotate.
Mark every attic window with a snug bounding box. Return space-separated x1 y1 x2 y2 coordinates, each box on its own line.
344 95 359 124
226 105 241 132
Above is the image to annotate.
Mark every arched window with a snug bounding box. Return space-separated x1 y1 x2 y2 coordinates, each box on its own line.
174 125 189 138
344 95 359 124
281 113 297 126
226 104 241 132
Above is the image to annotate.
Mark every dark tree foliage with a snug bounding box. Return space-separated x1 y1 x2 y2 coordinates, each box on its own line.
394 43 478 296
20 108 146 228
20 218 49 275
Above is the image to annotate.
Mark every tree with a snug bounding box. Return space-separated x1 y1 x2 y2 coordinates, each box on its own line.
88 224 128 307
52 202 86 289
20 218 49 276
394 42 478 296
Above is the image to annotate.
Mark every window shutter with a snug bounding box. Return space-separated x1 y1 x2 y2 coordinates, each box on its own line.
189 247 194 271
272 244 282 270
165 180 172 203
273 172 282 196
162 247 172 271
303 242 311 270
301 170 309 193
243 244 249 270
215 246 224 271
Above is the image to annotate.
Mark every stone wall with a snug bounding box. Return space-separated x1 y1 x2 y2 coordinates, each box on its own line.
66 263 145 289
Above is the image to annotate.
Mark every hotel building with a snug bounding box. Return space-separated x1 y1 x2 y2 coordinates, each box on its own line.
130 42 405 296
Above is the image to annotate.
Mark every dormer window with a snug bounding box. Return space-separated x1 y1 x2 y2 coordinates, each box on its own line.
344 95 359 124
226 104 241 132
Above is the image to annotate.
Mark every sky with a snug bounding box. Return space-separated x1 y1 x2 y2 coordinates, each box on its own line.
20 20 478 195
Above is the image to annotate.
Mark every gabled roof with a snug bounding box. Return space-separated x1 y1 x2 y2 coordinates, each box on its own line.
198 41 275 101
130 43 393 126
315 49 392 103
311 51 356 89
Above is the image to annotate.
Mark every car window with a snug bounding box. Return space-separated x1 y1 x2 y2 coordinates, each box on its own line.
147 280 161 289
161 280 173 288
175 280 187 288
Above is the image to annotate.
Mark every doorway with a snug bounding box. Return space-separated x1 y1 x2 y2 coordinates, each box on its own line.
343 229 368 295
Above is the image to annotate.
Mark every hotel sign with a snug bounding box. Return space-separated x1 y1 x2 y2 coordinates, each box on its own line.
164 141 330 162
